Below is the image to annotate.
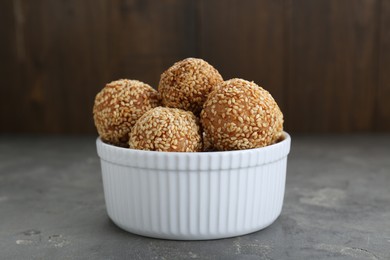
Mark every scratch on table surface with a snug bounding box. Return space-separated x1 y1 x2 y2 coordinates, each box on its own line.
300 188 346 208
233 237 272 258
314 243 379 259
23 229 41 236
188 251 198 258
16 232 70 248
48 234 70 248
16 239 33 245
233 237 242 254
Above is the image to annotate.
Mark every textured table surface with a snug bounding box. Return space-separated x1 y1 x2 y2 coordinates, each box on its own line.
0 135 389 260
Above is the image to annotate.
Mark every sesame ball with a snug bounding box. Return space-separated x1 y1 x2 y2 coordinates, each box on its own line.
93 79 160 147
200 78 284 151
158 58 223 115
129 107 202 152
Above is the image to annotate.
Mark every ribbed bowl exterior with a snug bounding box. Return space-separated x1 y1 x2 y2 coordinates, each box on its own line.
96 132 291 240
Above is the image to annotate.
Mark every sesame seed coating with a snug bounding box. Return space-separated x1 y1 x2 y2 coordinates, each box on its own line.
93 79 160 147
158 58 223 115
200 78 284 151
129 107 202 152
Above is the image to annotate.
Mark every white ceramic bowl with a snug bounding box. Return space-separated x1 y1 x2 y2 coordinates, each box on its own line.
96 132 291 240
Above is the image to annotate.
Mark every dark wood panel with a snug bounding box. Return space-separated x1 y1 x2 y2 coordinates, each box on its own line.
0 0 388 133
199 0 286 113
377 0 390 131
2 0 110 133
343 0 379 132
1 0 197 134
286 0 379 133
105 0 197 86
0 0 25 132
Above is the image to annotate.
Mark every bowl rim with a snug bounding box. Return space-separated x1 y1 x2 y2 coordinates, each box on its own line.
97 131 291 156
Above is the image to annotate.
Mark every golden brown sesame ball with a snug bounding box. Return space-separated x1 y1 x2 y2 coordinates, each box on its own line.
93 79 160 147
129 107 202 152
200 78 284 151
158 58 223 115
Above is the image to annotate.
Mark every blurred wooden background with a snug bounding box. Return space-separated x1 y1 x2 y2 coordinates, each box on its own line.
1 0 389 134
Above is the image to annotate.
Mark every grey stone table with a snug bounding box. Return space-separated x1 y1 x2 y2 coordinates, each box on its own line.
0 135 389 260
